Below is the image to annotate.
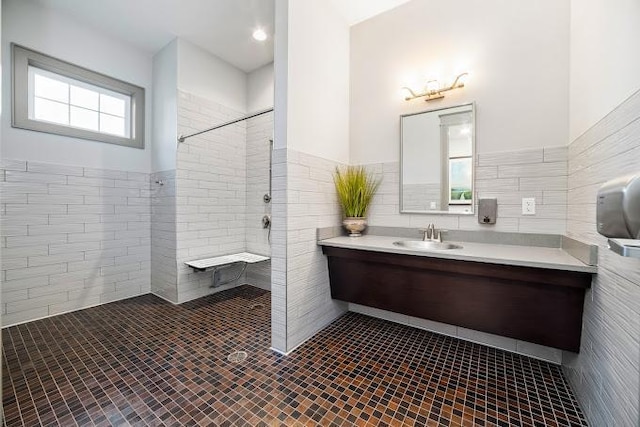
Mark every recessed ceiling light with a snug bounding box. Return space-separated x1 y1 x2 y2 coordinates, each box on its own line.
252 28 267 42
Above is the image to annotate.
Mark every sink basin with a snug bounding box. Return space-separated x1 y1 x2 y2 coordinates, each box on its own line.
393 240 463 251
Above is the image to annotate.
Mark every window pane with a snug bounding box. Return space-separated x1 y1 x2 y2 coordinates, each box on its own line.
100 113 126 137
34 97 69 125
34 73 69 103
70 85 99 110
449 158 473 204
100 94 126 117
70 106 99 131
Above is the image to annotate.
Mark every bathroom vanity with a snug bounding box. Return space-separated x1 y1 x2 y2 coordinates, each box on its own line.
319 234 597 352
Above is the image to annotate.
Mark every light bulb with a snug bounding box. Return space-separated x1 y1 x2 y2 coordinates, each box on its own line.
252 28 267 42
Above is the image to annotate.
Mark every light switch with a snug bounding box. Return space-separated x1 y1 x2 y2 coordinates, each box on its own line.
429 201 437 209
522 198 536 215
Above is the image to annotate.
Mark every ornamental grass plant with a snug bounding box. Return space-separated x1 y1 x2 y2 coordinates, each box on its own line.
333 166 381 218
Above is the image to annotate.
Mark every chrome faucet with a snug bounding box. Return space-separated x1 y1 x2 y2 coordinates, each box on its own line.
422 224 433 241
420 224 442 242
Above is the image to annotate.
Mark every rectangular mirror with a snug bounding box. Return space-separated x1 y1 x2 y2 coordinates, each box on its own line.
400 102 475 214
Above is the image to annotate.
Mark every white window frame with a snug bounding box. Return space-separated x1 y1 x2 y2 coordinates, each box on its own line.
12 44 145 149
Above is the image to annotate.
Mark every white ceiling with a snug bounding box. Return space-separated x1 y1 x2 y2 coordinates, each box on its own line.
32 0 276 73
31 0 412 73
329 0 413 26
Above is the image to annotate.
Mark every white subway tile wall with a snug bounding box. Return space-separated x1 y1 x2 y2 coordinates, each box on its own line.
150 170 177 302
284 149 347 351
1 160 151 326
0 92 274 325
245 112 273 290
564 89 640 426
402 183 441 211
175 91 248 303
364 147 568 234
270 148 288 351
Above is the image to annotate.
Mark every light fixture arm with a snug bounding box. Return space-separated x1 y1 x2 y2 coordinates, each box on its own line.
449 72 468 90
401 86 419 100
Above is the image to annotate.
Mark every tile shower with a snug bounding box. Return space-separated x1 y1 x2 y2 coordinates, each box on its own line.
1 91 274 326
149 90 274 305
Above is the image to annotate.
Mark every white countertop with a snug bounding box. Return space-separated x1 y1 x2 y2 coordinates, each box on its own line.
318 235 597 273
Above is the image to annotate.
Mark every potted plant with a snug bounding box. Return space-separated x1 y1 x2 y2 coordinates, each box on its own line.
333 166 381 237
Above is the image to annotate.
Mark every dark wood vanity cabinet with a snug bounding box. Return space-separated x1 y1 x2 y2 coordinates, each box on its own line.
322 246 593 352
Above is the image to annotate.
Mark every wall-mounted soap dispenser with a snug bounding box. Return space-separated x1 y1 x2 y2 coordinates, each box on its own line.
478 199 497 224
597 174 640 258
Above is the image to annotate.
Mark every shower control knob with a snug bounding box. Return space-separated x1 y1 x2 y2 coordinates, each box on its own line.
262 215 271 229
263 194 271 203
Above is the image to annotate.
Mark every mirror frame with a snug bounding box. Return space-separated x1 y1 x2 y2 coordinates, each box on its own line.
399 102 476 215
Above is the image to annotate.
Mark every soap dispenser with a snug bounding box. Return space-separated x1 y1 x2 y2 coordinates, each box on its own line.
478 198 497 224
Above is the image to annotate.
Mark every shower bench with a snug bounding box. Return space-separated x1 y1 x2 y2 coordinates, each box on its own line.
185 252 270 287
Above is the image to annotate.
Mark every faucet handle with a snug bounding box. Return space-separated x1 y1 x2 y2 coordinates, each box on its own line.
419 228 428 241
418 226 432 241
436 229 449 242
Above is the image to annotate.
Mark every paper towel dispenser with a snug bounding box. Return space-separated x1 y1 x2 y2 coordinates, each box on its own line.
596 174 640 239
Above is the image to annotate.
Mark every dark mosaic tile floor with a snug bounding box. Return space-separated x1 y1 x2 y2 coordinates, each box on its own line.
3 285 588 426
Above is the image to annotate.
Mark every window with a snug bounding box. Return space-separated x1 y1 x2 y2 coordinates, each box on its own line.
12 44 144 149
439 111 473 206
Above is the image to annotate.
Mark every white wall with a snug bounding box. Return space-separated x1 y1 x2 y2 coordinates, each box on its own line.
177 39 247 113
152 39 178 172
286 0 350 164
566 1 640 425
350 0 570 165
247 62 274 112
1 0 153 172
269 0 351 352
273 0 288 151
569 0 640 140
272 0 349 346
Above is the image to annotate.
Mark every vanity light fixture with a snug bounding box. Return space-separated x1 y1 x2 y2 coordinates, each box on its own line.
402 72 469 102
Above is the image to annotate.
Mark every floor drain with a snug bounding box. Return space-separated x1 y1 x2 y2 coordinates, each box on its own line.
227 351 248 363
249 303 264 310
